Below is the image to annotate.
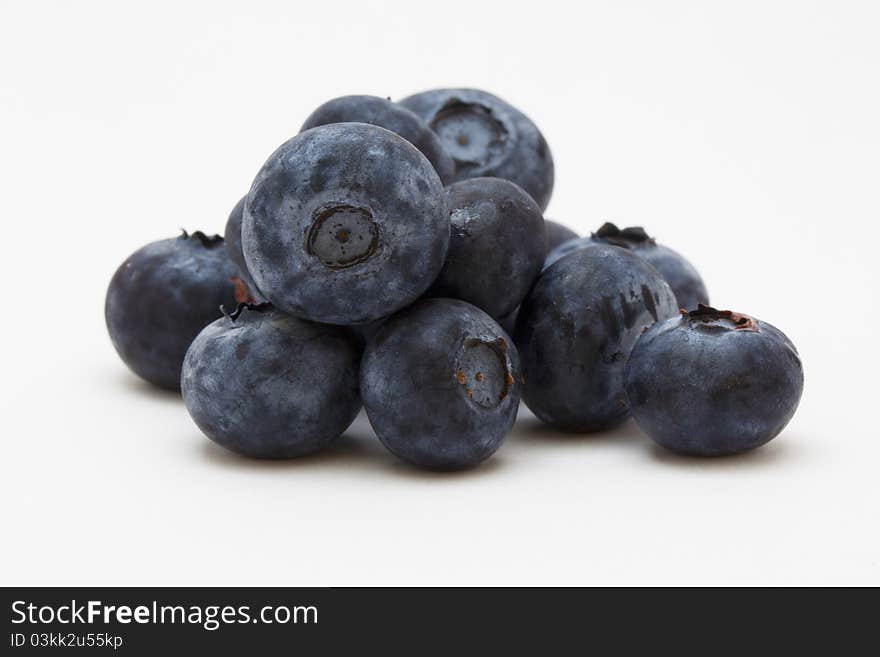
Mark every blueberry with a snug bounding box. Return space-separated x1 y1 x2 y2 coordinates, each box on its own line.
400 88 554 210
182 303 362 458
515 244 679 431
543 236 588 269
350 317 386 345
361 298 521 470
301 95 455 184
243 123 449 325
223 195 264 302
105 231 240 390
429 177 546 319
545 222 709 310
544 219 579 254
498 307 519 336
625 305 804 456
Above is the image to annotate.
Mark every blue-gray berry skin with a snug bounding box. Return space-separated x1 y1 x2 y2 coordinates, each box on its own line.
350 317 386 345
361 298 521 470
545 223 709 310
544 219 579 254
498 307 519 336
543 236 587 270
625 306 804 456
242 123 449 325
400 88 555 211
182 305 362 459
515 244 679 432
429 177 546 320
301 95 455 184
223 195 264 302
105 232 240 391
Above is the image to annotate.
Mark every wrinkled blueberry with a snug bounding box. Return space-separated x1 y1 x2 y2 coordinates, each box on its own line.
400 88 554 211
516 244 679 431
301 95 455 184
243 123 449 325
544 219 579 254
182 304 362 458
625 305 803 456
105 231 240 390
545 222 709 310
223 195 264 302
361 298 521 470
429 177 546 319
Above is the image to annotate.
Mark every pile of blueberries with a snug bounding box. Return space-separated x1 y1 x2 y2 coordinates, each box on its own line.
106 89 804 469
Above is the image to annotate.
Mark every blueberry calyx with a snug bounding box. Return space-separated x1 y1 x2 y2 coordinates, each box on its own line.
685 304 758 332
430 99 510 172
454 336 514 409
180 229 225 248
592 222 654 249
220 301 273 322
305 204 380 270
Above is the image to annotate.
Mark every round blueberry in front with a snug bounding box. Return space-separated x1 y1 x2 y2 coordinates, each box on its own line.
429 177 546 319
301 95 455 183
182 305 362 458
242 123 449 325
515 244 679 432
105 231 240 390
400 88 555 211
306 204 378 268
361 298 521 470
625 305 804 456
545 222 709 310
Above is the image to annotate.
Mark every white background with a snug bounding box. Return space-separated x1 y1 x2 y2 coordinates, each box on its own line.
1 0 878 586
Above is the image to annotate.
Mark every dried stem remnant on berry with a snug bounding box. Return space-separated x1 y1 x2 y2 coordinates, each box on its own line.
687 304 758 331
